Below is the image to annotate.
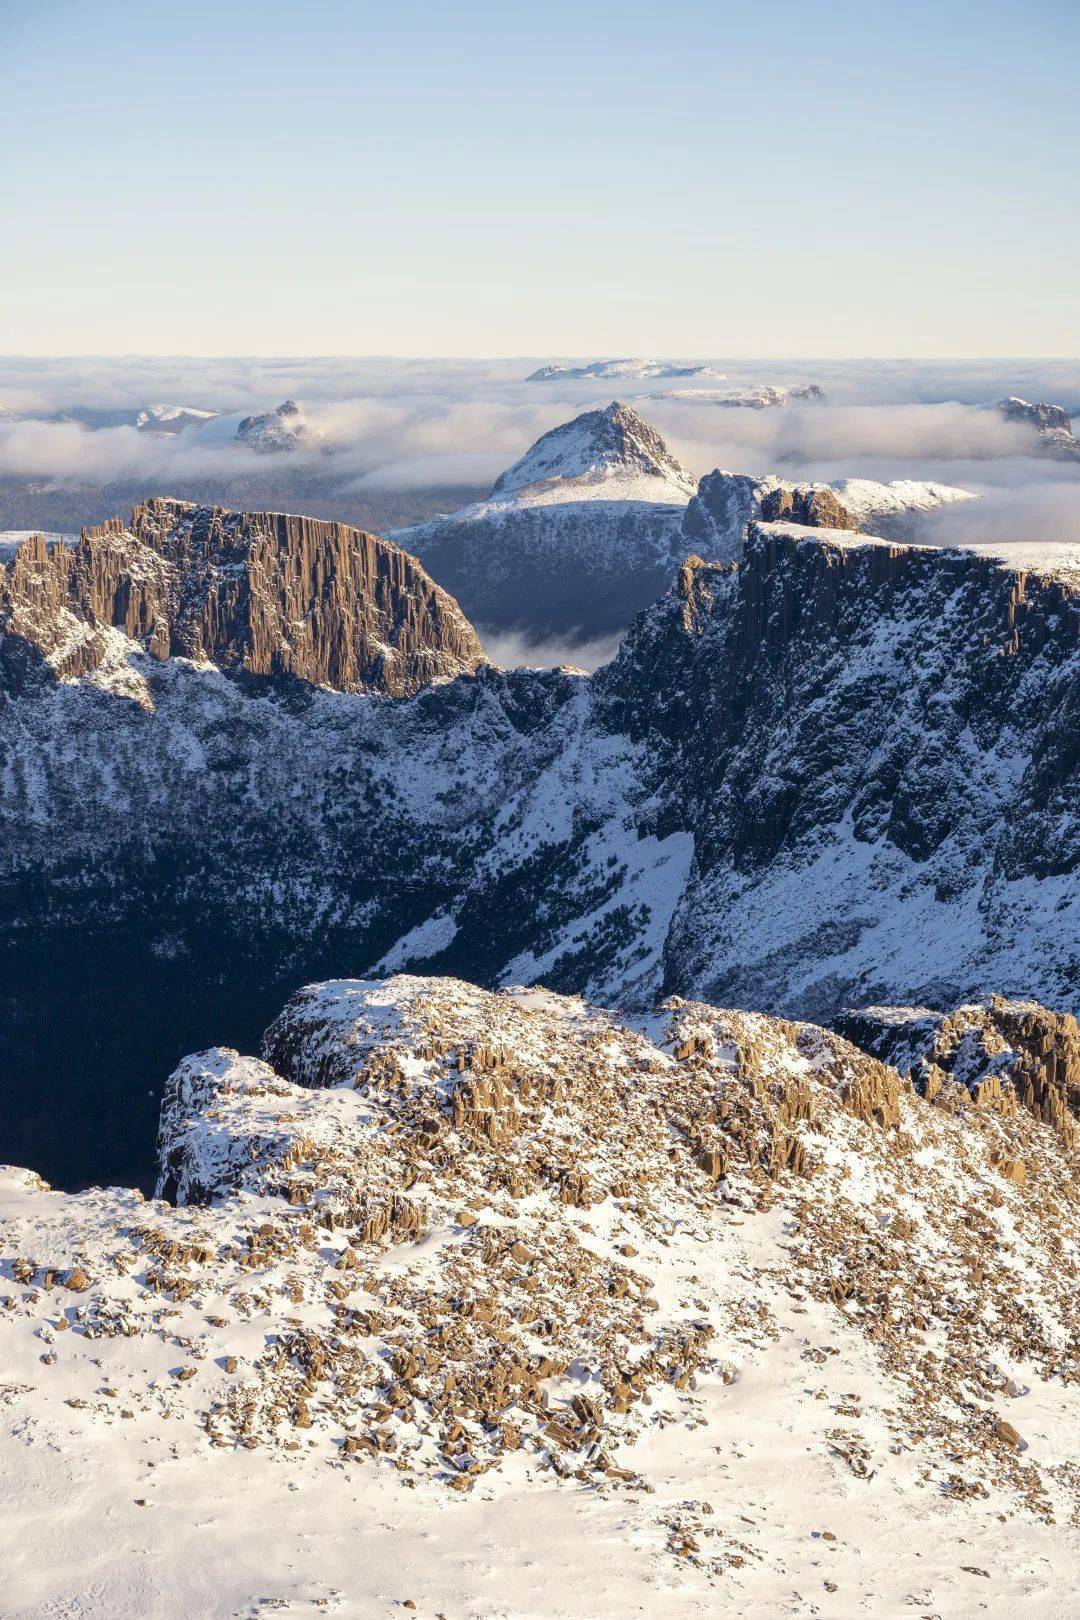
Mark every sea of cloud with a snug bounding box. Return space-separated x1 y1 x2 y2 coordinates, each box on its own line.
1 356 1077 665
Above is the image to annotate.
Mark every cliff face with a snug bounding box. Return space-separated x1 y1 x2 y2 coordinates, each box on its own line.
0 498 485 696
1 515 1077 1189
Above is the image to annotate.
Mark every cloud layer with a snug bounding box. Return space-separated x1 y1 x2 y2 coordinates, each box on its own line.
1 358 1078 559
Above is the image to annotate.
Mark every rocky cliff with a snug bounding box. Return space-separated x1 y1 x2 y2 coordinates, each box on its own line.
0 497 485 697
1 515 1076 1189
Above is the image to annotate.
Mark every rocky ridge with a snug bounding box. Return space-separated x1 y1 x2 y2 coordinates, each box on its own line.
0 496 485 697
3 973 1080 1614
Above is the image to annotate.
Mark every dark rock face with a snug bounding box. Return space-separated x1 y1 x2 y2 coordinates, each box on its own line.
840 997 1080 1138
598 525 1079 1017
1 516 1076 1188
0 499 485 696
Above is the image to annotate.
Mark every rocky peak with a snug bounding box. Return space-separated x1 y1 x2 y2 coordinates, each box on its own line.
995 397 1080 462
0 497 486 696
234 398 326 453
996 396 1073 435
489 401 696 501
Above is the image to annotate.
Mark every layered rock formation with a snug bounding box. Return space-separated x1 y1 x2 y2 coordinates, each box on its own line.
0 497 485 697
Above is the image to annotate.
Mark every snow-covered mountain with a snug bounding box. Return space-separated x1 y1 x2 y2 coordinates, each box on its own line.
3 970 1080 1616
654 382 826 407
525 358 725 382
391 401 698 635
234 397 327 452
134 404 219 434
1 509 1076 1192
993 396 1080 460
680 468 976 561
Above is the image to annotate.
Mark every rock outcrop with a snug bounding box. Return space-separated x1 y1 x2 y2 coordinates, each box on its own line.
680 469 975 563
0 497 485 696
841 996 1080 1141
994 396 1080 461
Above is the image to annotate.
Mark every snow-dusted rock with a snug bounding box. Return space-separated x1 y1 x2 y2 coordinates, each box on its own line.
234 398 326 453
391 401 697 635
134 404 218 434
680 468 976 562
4 970 1080 1615
992 396 1080 460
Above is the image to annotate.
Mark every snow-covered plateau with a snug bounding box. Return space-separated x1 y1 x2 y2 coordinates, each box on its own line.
3 975 1080 1618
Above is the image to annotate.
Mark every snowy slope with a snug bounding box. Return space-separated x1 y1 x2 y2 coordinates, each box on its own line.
4 973 1080 1617
391 402 696 635
234 398 327 452
681 468 977 561
525 358 725 382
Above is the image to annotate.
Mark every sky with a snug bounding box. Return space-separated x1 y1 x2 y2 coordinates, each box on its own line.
2 0 1078 357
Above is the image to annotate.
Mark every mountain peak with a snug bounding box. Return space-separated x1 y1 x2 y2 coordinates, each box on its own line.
489 400 695 500
234 398 325 452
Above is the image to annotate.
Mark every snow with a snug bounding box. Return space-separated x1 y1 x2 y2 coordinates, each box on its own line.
4 974 1080 1616
526 359 726 383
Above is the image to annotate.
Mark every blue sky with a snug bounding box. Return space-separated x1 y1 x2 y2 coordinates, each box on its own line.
2 0 1078 355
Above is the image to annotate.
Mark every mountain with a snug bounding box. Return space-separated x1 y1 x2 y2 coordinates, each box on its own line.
234 398 326 453
994 396 1080 461
1 511 1076 1191
680 468 976 561
525 358 725 382
0 497 485 697
391 402 697 636
3 970 1080 1616
134 404 219 434
656 382 826 407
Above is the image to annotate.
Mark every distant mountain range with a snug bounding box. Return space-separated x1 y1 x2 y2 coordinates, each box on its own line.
525 358 727 382
392 400 978 635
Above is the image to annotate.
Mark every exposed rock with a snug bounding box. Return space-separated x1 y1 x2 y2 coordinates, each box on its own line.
994 397 1080 461
840 996 1080 1141
0 498 485 696
758 485 857 531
